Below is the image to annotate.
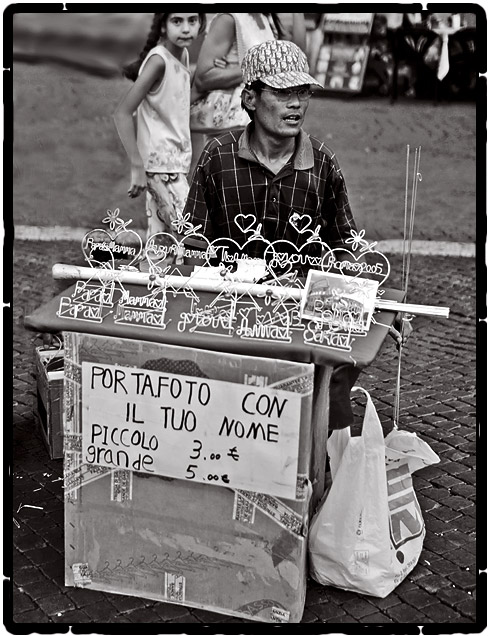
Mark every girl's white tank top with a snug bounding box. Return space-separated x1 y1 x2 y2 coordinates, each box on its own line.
136 45 191 174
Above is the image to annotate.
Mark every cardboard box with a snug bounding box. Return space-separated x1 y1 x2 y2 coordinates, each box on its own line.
35 346 64 460
63 332 316 623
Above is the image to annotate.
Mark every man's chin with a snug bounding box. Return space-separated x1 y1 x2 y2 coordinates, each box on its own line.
279 126 302 138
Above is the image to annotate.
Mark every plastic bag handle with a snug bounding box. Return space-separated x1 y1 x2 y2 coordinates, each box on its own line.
351 387 384 444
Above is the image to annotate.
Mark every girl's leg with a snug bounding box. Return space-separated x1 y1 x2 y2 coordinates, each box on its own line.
146 173 189 265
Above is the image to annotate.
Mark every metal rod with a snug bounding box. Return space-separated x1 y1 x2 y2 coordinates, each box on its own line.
51 263 450 317
404 146 421 301
402 144 410 290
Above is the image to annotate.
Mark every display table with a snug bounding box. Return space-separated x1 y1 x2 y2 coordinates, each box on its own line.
25 272 403 622
25 275 403 500
25 274 403 368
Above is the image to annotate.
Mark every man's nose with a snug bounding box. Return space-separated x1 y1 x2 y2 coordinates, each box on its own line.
182 21 190 32
287 92 301 106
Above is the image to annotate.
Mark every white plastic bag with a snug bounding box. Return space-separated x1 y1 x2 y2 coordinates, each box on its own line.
308 387 440 598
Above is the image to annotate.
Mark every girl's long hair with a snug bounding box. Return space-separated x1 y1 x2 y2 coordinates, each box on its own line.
123 13 207 82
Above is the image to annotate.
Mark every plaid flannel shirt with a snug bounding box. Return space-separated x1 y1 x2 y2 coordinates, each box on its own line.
184 127 357 258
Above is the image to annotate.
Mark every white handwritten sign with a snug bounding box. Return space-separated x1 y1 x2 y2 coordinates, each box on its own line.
81 362 303 499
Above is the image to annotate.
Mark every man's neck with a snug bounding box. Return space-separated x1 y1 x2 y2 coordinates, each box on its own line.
249 129 296 174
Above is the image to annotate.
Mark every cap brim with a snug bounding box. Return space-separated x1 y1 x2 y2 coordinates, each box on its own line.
260 70 323 90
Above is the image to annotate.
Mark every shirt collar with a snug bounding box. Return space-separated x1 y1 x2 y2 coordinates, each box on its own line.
238 125 314 170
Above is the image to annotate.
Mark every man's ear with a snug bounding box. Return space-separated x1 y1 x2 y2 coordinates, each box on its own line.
241 87 257 112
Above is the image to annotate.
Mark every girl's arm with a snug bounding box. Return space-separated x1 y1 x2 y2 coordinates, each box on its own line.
192 14 242 95
113 55 166 198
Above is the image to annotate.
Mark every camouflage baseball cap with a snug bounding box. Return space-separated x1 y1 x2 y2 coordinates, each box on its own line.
242 39 323 89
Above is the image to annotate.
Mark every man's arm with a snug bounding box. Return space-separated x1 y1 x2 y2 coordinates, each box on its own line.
321 156 357 250
182 144 215 266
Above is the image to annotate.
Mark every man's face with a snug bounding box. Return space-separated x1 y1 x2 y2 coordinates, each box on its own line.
247 85 313 139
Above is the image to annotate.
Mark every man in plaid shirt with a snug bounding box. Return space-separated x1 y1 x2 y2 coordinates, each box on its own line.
183 39 357 266
182 39 370 432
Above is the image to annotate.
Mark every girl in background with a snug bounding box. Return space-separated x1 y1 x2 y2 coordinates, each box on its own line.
114 12 206 261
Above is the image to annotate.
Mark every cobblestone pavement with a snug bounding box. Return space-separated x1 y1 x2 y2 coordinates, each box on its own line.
8 240 481 630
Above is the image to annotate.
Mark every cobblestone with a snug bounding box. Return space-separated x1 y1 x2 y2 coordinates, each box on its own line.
9 243 481 627
308 601 346 621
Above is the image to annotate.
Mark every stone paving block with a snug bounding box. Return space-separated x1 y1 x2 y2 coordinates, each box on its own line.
24 545 63 567
416 573 457 595
307 601 346 621
66 587 105 608
185 607 228 623
419 550 442 565
29 526 64 552
105 615 133 623
430 506 464 522
305 585 330 605
417 494 441 512
12 550 31 571
20 578 61 601
443 548 476 569
125 607 164 623
189 612 235 623
35 592 76 617
301 608 320 623
457 441 476 454
80 600 119 622
13 564 49 587
51 609 91 623
442 449 471 462
190 607 247 623
364 612 395 622
456 597 477 619
14 531 46 553
11 608 51 624
151 601 195 621
320 585 361 604
426 558 466 577
423 533 460 553
17 513 60 533
420 602 465 623
395 579 419 595
455 470 476 485
417 465 445 480
341 598 378 619
438 584 475 607
386 604 429 622
105 593 147 614
458 536 477 553
397 588 438 608
12 588 37 614
332 615 359 622
444 529 476 549
39 560 65 587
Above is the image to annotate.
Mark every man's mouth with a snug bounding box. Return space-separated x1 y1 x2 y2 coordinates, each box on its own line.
283 114 301 123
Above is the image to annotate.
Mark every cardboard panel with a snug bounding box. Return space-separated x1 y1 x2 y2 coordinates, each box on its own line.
36 347 64 459
64 332 316 623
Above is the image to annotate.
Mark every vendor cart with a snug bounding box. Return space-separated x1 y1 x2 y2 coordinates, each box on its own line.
24 252 404 623
22 187 428 626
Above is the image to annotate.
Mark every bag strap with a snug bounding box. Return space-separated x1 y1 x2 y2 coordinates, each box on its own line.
351 387 384 443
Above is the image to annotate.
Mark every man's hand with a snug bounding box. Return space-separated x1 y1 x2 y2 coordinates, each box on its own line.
389 315 414 350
